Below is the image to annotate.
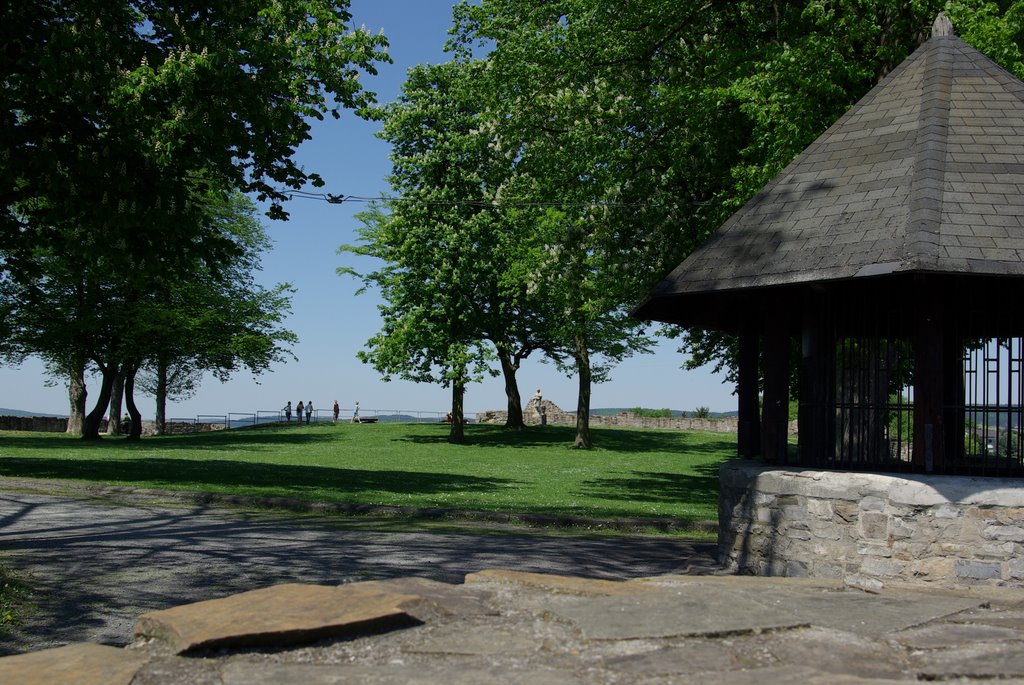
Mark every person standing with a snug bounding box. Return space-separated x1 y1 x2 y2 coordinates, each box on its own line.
353 401 361 423
295 401 304 424
283 401 292 422
305 401 313 424
332 400 340 422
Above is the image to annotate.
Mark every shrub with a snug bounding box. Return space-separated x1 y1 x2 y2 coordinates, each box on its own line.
630 407 673 418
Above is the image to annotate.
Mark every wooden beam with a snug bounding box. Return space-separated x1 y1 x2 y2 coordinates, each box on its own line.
761 324 791 464
737 325 761 459
913 281 945 471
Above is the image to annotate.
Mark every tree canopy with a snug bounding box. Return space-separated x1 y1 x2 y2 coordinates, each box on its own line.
2 2 382 435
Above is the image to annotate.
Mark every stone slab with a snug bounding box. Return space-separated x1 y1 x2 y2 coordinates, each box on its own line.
221 662 585 685
548 584 810 640
729 586 983 636
763 626 907 680
401 625 540 656
0 643 148 685
893 622 1024 648
913 641 1024 679
644 665 913 685
351 577 497 619
950 608 1024 630
133 583 421 653
601 642 743 676
465 569 656 596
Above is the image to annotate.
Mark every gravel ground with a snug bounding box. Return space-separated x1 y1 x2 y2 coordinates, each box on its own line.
0 483 717 655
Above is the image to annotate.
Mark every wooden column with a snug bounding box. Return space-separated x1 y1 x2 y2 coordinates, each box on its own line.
737 323 761 459
799 293 834 467
913 282 945 472
761 323 791 464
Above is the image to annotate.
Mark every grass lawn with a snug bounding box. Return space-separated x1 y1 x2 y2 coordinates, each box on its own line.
0 422 736 527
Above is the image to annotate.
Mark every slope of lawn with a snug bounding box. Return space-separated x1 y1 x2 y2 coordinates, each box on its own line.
0 422 736 525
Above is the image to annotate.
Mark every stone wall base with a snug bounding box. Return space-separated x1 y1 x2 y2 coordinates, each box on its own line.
719 461 1024 587
0 416 224 436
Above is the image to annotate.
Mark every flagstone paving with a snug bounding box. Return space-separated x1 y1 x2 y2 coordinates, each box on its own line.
6 571 1023 685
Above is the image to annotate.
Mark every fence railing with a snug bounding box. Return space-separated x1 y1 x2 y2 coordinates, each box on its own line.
162 408 467 429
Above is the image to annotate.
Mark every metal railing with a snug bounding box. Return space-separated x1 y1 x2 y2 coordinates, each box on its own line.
160 408 465 429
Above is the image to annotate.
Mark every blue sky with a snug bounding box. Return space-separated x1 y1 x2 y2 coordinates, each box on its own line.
0 0 736 419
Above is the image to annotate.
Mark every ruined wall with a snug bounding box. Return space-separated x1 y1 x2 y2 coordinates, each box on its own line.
476 401 798 434
719 461 1024 587
0 416 224 435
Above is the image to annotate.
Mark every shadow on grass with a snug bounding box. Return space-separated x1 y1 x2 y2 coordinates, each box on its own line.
0 457 516 498
0 422 339 453
576 461 723 506
400 424 737 455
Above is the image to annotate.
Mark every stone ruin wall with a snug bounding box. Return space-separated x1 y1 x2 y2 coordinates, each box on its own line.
0 415 225 435
719 461 1024 588
476 399 799 434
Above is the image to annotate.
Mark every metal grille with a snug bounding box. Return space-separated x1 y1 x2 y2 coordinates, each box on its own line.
956 338 1024 475
831 337 914 469
808 335 1024 476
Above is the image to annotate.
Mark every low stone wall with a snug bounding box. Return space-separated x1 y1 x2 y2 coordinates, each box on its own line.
719 460 1024 587
0 416 72 432
477 402 798 434
0 416 223 435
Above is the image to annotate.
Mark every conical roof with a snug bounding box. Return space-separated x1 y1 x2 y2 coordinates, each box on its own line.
636 17 1024 321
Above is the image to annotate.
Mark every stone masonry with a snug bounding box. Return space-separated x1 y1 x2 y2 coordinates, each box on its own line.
0 415 223 435
476 400 799 434
719 461 1024 587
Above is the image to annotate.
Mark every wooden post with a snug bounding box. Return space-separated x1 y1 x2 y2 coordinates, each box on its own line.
799 294 834 467
913 282 945 471
737 324 761 459
761 324 791 464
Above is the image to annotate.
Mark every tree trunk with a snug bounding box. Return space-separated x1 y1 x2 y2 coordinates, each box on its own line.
498 350 525 430
154 360 168 436
66 359 87 436
448 379 465 445
124 364 142 441
83 362 119 440
106 368 125 435
573 333 593 449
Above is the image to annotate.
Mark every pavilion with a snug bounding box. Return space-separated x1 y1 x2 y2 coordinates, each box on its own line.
635 15 1024 478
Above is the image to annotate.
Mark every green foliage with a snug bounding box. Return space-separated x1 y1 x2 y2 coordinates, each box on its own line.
947 0 1024 78
630 408 673 418
447 1 1023 392
3 1 381 433
340 61 510 415
0 423 737 525
693 406 713 419
3 0 390 248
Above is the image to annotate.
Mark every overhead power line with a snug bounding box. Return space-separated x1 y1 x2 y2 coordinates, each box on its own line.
277 189 716 209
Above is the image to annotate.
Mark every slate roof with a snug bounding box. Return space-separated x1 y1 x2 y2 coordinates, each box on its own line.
638 17 1024 310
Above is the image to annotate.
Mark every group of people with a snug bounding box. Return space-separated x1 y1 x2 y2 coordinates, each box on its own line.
281 400 349 423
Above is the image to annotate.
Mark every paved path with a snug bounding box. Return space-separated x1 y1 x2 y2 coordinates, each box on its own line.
0 486 716 655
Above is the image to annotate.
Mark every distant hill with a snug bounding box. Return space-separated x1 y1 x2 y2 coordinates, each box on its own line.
0 407 66 418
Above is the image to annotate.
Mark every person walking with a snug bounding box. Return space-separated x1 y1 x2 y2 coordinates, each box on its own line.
332 400 340 422
305 401 313 424
295 401 304 425
283 401 292 423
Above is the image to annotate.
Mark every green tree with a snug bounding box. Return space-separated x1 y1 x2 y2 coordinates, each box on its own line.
3 1 390 244
3 1 380 435
452 0 1023 397
342 61 554 435
1 192 296 439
